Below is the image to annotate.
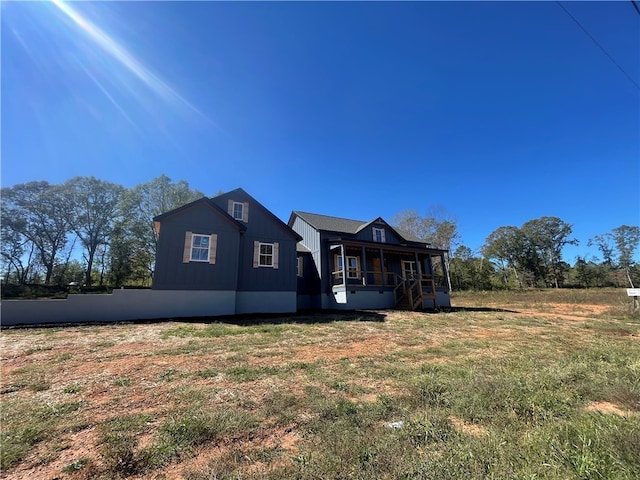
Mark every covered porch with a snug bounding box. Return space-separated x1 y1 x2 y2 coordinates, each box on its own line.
328 241 450 310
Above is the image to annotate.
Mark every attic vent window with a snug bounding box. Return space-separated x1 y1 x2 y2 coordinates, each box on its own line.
228 200 249 222
373 227 386 243
232 202 244 220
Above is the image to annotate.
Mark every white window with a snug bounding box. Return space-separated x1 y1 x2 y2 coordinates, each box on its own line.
334 255 359 279
260 243 273 266
232 202 244 221
402 260 417 280
373 227 386 243
346 256 360 279
191 234 210 262
227 200 249 222
253 241 279 268
183 232 217 264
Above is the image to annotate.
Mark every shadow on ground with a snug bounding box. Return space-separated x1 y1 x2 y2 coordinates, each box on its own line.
193 310 388 326
3 310 388 330
432 306 519 314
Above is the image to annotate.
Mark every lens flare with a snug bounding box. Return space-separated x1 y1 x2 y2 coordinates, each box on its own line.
50 0 212 124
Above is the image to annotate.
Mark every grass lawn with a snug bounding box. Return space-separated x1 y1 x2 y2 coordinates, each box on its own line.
1 288 638 479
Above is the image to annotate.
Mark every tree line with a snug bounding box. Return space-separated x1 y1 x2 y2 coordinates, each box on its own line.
2 176 638 291
391 210 639 291
1 175 204 287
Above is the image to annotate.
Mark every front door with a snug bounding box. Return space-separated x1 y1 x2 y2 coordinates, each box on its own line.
402 260 417 281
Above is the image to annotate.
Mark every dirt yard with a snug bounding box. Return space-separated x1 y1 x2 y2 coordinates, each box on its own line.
1 288 638 480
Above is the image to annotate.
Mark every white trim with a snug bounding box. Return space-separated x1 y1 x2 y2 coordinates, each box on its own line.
232 201 244 221
346 256 360 279
258 242 274 267
372 227 386 243
402 260 417 280
190 234 212 262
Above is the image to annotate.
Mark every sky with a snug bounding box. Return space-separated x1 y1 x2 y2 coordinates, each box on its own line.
2 1 639 263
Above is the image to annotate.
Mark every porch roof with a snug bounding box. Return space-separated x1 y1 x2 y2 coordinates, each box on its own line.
291 211 428 245
327 238 447 256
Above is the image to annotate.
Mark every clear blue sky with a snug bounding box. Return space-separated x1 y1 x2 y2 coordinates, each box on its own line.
2 1 639 262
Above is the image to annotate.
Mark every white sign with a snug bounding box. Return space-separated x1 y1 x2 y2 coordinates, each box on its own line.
627 288 640 297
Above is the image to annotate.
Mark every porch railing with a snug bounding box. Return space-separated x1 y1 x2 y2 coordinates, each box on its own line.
331 270 401 287
331 270 439 311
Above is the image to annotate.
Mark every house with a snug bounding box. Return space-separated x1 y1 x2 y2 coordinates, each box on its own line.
153 188 302 315
289 211 451 311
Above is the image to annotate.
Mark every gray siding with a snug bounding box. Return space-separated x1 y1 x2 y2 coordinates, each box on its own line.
297 251 321 296
353 224 404 245
2 290 237 326
235 291 297 314
291 216 322 278
212 190 299 292
153 203 241 290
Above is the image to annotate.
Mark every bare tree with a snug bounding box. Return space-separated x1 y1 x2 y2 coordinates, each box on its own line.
391 206 460 290
63 177 124 286
1 182 71 284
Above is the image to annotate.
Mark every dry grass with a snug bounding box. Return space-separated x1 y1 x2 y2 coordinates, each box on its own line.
1 288 639 479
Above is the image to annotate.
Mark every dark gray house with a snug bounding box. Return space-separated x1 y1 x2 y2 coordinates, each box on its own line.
153 188 302 315
289 211 451 310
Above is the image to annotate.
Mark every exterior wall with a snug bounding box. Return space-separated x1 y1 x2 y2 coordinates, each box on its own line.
353 223 404 245
297 294 321 310
435 290 451 308
296 252 321 296
213 191 298 293
153 203 241 290
235 291 297 314
321 290 395 310
290 216 322 279
1 289 237 326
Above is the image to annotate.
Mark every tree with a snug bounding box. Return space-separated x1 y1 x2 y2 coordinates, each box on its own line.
0 220 35 284
450 245 495 290
482 226 525 287
521 217 578 288
391 206 460 290
63 177 125 286
591 225 640 288
1 182 71 284
611 225 640 288
116 175 204 283
572 256 609 288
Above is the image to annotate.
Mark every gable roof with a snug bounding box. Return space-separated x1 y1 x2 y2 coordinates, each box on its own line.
290 211 429 246
291 211 367 235
153 197 247 231
212 188 303 242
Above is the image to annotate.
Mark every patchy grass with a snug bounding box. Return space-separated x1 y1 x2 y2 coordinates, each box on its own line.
1 288 639 479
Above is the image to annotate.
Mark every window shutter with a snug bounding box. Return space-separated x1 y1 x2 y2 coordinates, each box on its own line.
208 234 217 264
253 241 260 268
273 242 279 269
242 202 249 222
227 199 233 216
381 229 386 242
183 232 193 263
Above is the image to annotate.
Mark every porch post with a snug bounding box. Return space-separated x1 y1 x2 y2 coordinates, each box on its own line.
361 246 367 285
341 245 346 287
380 248 386 286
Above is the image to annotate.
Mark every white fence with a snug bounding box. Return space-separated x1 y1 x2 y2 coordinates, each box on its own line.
1 289 241 326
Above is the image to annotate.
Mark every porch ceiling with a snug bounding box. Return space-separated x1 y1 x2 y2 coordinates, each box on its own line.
332 239 446 256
